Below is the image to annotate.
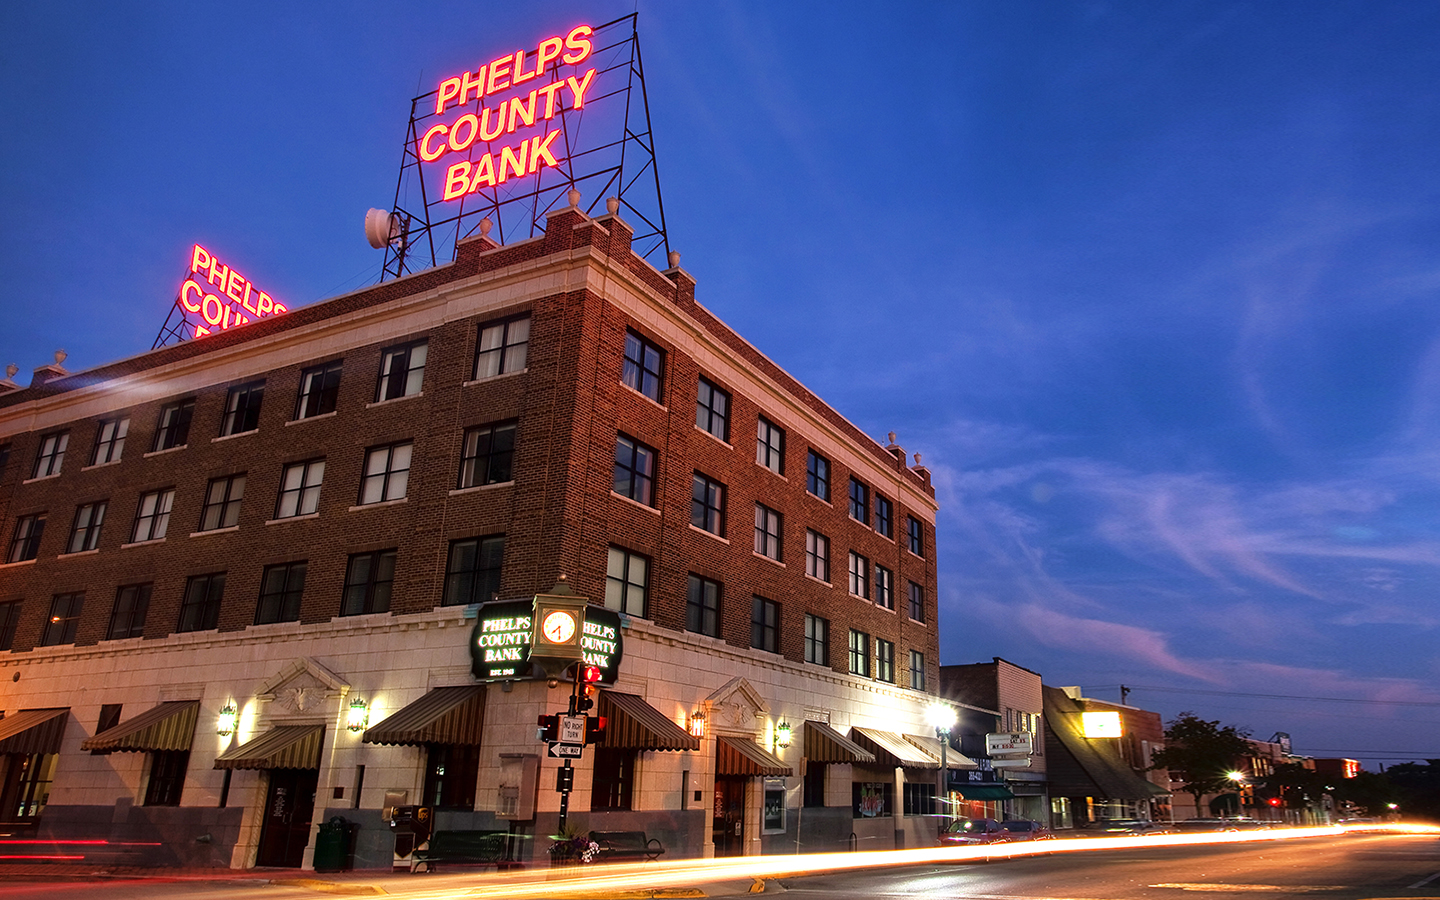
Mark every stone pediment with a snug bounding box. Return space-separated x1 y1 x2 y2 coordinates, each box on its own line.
704 676 769 734
257 658 350 715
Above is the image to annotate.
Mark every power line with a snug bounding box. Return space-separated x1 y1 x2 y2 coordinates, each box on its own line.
1115 684 1440 708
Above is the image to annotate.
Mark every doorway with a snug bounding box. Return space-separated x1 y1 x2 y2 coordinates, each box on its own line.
713 777 746 856
256 768 319 867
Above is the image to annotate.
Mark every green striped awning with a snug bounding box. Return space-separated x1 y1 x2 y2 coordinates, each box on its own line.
0 708 69 755
214 725 324 770
956 784 1015 800
362 685 486 747
599 691 699 751
81 700 198 754
804 720 875 764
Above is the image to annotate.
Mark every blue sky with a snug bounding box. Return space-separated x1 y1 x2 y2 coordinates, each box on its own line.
4 2 1438 765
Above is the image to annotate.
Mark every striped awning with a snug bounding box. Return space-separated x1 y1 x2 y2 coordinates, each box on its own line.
804 720 875 764
214 725 324 770
903 733 977 768
599 691 699 751
81 700 198 754
850 727 939 769
717 736 792 777
956 784 1015 800
0 708 69 755
362 685 486 747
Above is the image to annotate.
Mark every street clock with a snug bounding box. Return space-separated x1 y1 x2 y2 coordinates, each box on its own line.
531 580 588 669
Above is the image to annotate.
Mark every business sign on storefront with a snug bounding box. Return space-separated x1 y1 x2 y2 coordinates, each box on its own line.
471 598 623 683
985 732 1035 755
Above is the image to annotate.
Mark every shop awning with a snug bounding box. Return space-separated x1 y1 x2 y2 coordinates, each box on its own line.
362 685 486 747
599 692 699 751
717 736 792 776
804 720 875 764
850 727 939 769
956 784 1015 801
81 700 198 754
902 733 979 768
214 725 324 770
0 708 69 755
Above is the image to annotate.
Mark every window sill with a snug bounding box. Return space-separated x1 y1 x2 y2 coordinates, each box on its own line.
212 429 257 443
620 384 667 411
849 515 870 529
753 552 784 568
849 592 870 603
0 558 37 569
82 459 122 472
366 391 424 409
694 426 732 449
121 537 167 549
144 445 187 459
449 480 514 497
349 497 408 512
609 491 660 515
463 368 527 388
190 525 240 538
875 604 897 615
57 548 100 560
805 491 831 506
907 617 926 627
22 472 61 485
287 411 338 426
755 463 786 481
804 573 832 588
689 524 728 544
266 512 320 526
906 550 926 561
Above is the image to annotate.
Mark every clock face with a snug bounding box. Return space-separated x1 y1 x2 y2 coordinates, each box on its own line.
542 610 577 643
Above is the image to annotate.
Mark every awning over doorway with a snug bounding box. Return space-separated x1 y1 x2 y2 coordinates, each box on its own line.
598 691 699 751
956 784 1015 801
81 700 198 754
214 725 324 770
362 685 486 746
850 727 939 769
804 720 875 764
0 708 69 755
717 736 792 776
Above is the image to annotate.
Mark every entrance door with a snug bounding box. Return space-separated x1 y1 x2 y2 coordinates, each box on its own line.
256 768 319 867
713 778 745 856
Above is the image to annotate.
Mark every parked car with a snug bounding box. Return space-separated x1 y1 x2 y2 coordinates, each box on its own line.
1175 817 1273 832
1090 818 1176 836
939 817 1014 845
1000 819 1057 841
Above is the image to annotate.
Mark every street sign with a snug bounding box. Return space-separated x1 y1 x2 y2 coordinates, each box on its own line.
548 742 584 758
985 732 1034 755
559 715 586 744
989 758 1032 768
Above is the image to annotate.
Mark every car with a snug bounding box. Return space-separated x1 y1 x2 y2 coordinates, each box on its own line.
1000 819 1057 841
1175 817 1272 832
1090 818 1176 836
939 817 1014 845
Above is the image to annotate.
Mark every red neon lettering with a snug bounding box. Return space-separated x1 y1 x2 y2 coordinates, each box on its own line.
567 68 596 109
195 324 211 338
180 280 204 312
225 269 245 303
419 123 449 162
273 302 287 314
563 25 593 65
468 153 497 192
485 53 512 95
448 114 479 153
536 36 563 73
512 49 537 86
201 294 224 326
221 305 233 329
538 80 566 117
435 77 462 116
206 258 228 288
191 245 210 274
529 131 561 171
507 89 538 132
498 141 529 182
479 103 505 141
241 281 257 314
257 293 275 316
460 67 486 105
444 160 473 200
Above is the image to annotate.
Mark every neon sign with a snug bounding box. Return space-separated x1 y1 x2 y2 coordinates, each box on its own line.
420 25 597 202
175 245 287 339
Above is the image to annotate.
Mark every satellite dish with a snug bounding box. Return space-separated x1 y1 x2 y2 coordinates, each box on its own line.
365 208 401 249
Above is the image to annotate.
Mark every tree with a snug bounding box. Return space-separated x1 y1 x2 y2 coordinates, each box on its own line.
1385 760 1440 824
1149 712 1254 816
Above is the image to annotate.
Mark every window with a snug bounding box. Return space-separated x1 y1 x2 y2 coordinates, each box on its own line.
144 750 189 807
621 330 664 402
98 704 123 734
750 596 779 653
685 574 720 637
848 629 870 677
848 552 869 599
152 400 194 451
907 516 924 556
341 550 395 616
605 547 649 617
591 746 635 811
275 459 325 518
1 752 57 821
756 416 784 474
424 744 480 810
903 782 935 817
849 478 868 523
360 442 412 504
131 489 174 543
32 432 68 478
442 535 505 606
295 360 342 419
806 450 830 501
874 494 893 538
41 592 84 646
106 584 151 640
875 565 894 610
375 340 427 401
177 573 225 632
0 601 20 650
804 761 826 808
853 781 891 819
91 417 129 465
691 472 725 535
908 581 925 622
255 561 308 624
753 503 781 561
459 422 517 489
612 434 655 506
910 650 926 691
474 315 530 378
67 501 106 553
804 614 829 666
805 529 829 582
876 639 895 683
695 377 730 441
220 381 265 436
7 514 45 563
199 474 246 531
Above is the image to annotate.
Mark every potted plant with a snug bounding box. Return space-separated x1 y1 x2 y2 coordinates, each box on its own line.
548 822 599 865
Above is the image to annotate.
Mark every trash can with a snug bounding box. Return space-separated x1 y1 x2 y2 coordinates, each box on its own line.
314 816 355 872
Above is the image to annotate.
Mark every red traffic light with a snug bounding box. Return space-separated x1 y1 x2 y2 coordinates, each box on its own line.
583 665 603 683
1267 797 1282 807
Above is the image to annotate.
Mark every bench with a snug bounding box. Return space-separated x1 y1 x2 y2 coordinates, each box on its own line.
590 830 665 862
412 829 506 873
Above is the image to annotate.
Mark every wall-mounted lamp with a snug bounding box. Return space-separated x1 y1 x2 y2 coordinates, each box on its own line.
774 720 792 750
688 710 706 738
217 704 238 737
347 696 369 733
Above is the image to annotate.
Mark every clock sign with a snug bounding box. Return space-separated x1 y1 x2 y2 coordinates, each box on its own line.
542 610 577 643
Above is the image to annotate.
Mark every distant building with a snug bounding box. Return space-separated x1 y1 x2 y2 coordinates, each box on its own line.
939 658 1048 823
1042 686 1170 826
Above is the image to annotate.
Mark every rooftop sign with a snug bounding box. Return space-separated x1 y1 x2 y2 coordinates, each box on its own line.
157 244 288 344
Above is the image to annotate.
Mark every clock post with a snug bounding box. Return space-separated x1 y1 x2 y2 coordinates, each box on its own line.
529 577 590 836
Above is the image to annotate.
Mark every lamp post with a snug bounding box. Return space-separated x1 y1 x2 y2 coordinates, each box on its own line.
927 703 956 827
1226 770 1246 818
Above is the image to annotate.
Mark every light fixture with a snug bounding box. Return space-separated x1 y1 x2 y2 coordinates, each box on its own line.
688 710 706 738
347 696 369 733
1081 710 1123 738
927 702 955 738
217 704 238 737
775 720 792 749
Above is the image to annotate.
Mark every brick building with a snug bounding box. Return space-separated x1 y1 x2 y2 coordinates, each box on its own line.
0 198 941 868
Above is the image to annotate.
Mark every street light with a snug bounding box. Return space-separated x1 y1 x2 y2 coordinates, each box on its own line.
927 703 956 827
1226 770 1246 818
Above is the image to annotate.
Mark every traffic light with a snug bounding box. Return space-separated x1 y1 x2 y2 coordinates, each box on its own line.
1267 797 1282 807
583 665 603 683
576 681 597 712
536 714 559 741
587 715 607 744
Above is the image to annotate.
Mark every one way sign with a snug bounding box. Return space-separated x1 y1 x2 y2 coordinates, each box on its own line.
548 742 584 758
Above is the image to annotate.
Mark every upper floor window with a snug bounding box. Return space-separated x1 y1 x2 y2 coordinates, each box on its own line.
0 600 21 651
152 400 194 452
848 552 869 599
804 614 829 666
685 573 720 637
295 360 342 419
605 547 649 617
695 377 730 442
41 592 84 646
33 432 68 478
375 341 427 402
756 417 784 474
848 629 870 677
876 639 896 683
177 573 225 633
360 442 412 504
459 422 516 488
255 561 308 625
849 478 869 523
131 489 174 543
612 434 655 506
754 503 781 561
909 650 926 691
621 330 663 402
7 513 45 563
442 535 505 606
107 584 151 640
875 565 894 610
874 494 893 538
805 529 829 582
691 472 725 536
68 501 107 553
91 418 129 465
199 474 246 531
341 549 396 616
751 596 779 653
907 516 925 557
806 450 830 501
220 381 265 436
474 316 530 379
908 581 926 623
276 459 325 518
